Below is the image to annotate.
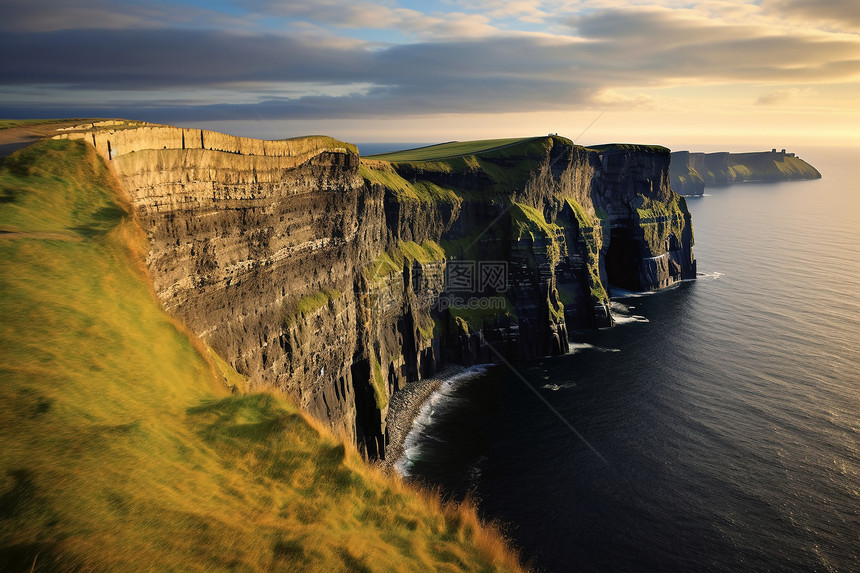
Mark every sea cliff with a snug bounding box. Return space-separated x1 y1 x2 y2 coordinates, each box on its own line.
55 121 696 459
670 149 821 195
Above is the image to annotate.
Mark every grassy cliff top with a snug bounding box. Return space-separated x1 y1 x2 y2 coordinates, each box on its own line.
367 138 531 161
727 151 821 179
0 139 522 572
586 143 670 154
367 135 577 162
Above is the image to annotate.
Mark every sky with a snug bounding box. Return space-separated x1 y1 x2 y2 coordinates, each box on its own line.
2 0 859 149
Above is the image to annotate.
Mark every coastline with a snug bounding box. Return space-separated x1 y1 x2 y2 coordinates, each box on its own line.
379 365 466 472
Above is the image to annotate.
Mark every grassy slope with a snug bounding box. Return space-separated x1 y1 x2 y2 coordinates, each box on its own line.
366 138 533 161
0 140 522 572
363 136 564 200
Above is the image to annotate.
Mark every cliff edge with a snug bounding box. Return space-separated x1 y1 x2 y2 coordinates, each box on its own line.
670 149 821 195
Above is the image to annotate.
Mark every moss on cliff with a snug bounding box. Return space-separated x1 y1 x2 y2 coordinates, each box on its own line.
0 139 522 572
360 161 463 209
364 239 446 282
448 295 517 332
635 193 692 254
281 289 342 328
510 202 558 241
370 355 388 410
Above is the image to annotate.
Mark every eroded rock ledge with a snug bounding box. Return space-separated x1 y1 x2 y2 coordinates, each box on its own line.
56 122 696 459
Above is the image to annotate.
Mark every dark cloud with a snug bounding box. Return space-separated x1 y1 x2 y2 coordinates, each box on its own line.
0 29 371 88
0 0 226 32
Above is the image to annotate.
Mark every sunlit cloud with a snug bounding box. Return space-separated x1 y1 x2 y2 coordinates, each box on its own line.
755 87 818 106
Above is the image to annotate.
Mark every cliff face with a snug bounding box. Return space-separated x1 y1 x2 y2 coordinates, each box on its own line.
55 123 695 459
670 149 821 195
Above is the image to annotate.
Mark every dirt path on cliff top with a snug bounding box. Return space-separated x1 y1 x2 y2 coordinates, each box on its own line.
0 119 101 157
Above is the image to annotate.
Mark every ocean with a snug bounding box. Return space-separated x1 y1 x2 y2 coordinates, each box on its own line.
397 147 860 572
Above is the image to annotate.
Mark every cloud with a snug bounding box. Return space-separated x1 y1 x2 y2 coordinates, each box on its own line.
447 0 551 24
0 0 243 32
245 0 418 30
245 0 500 38
755 87 817 106
568 7 860 83
761 0 860 32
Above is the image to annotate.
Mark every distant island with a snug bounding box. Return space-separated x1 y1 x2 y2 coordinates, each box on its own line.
670 149 821 196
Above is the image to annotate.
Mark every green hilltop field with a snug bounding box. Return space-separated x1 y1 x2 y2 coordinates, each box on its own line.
366 138 539 161
0 138 522 572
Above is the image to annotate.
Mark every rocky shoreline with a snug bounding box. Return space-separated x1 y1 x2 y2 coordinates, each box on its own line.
379 365 466 472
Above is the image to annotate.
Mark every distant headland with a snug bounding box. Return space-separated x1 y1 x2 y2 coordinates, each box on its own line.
670 149 821 196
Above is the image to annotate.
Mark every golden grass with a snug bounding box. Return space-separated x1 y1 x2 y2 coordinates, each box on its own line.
0 140 524 572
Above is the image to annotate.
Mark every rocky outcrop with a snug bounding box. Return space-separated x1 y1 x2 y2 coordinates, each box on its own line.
670 149 821 195
54 123 695 459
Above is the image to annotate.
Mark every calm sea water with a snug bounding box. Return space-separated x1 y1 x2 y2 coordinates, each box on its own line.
399 147 860 572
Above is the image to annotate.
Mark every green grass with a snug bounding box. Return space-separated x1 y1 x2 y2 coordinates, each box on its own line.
360 163 461 204
366 138 534 161
0 139 523 572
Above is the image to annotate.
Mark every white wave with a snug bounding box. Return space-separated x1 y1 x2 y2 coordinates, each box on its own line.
568 341 621 354
609 286 656 299
541 382 577 391
394 364 492 477
697 271 724 280
608 300 649 325
612 313 650 325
